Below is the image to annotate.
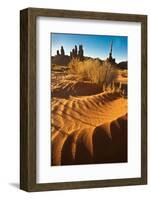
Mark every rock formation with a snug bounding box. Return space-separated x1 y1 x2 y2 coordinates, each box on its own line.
70 44 84 60
106 41 116 64
61 46 65 56
56 50 60 56
78 45 84 60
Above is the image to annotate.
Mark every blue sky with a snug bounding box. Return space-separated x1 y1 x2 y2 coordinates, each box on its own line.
51 33 128 63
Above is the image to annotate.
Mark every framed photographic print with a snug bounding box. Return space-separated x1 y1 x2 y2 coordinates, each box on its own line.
20 8 147 191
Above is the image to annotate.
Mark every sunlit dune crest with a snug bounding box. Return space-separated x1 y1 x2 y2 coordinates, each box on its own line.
51 90 127 166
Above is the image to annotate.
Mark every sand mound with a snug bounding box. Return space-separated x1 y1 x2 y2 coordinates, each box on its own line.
51 91 127 166
52 80 102 98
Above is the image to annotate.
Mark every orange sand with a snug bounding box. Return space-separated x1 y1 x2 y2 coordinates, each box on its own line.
51 91 127 166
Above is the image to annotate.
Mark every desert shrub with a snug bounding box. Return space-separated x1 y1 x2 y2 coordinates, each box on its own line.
68 58 118 90
121 69 128 78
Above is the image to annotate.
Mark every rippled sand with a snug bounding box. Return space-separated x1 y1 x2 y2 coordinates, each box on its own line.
51 88 127 166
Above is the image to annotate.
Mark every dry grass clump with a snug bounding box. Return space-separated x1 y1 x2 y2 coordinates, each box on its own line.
68 58 118 90
120 69 128 78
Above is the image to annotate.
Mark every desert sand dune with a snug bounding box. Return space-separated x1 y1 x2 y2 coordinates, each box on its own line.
51 91 127 166
52 80 102 98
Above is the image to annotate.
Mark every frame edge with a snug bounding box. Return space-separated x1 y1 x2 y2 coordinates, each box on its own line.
20 7 148 192
20 8 29 191
20 8 37 192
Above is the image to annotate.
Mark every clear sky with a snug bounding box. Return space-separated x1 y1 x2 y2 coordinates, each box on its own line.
51 33 128 63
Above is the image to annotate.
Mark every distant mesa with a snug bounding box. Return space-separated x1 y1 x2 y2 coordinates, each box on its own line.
52 45 84 66
117 61 128 70
52 45 70 66
51 42 127 69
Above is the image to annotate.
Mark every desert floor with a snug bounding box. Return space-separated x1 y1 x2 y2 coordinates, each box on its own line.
51 67 128 166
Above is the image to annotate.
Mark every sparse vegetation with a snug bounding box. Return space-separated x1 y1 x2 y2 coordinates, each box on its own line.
68 58 118 91
121 69 128 78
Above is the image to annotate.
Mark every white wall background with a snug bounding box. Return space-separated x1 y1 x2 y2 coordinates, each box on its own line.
0 0 150 199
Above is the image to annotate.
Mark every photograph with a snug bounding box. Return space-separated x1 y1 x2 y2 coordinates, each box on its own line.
51 33 128 166
20 7 147 191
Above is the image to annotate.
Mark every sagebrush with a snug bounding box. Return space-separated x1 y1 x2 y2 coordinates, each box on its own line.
68 58 118 90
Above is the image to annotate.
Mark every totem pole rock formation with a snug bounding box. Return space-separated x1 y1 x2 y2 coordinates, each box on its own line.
61 46 65 56
56 50 60 56
70 44 84 60
78 45 84 60
106 41 115 64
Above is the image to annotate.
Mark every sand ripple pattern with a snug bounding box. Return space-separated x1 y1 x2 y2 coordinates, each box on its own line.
51 91 127 166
